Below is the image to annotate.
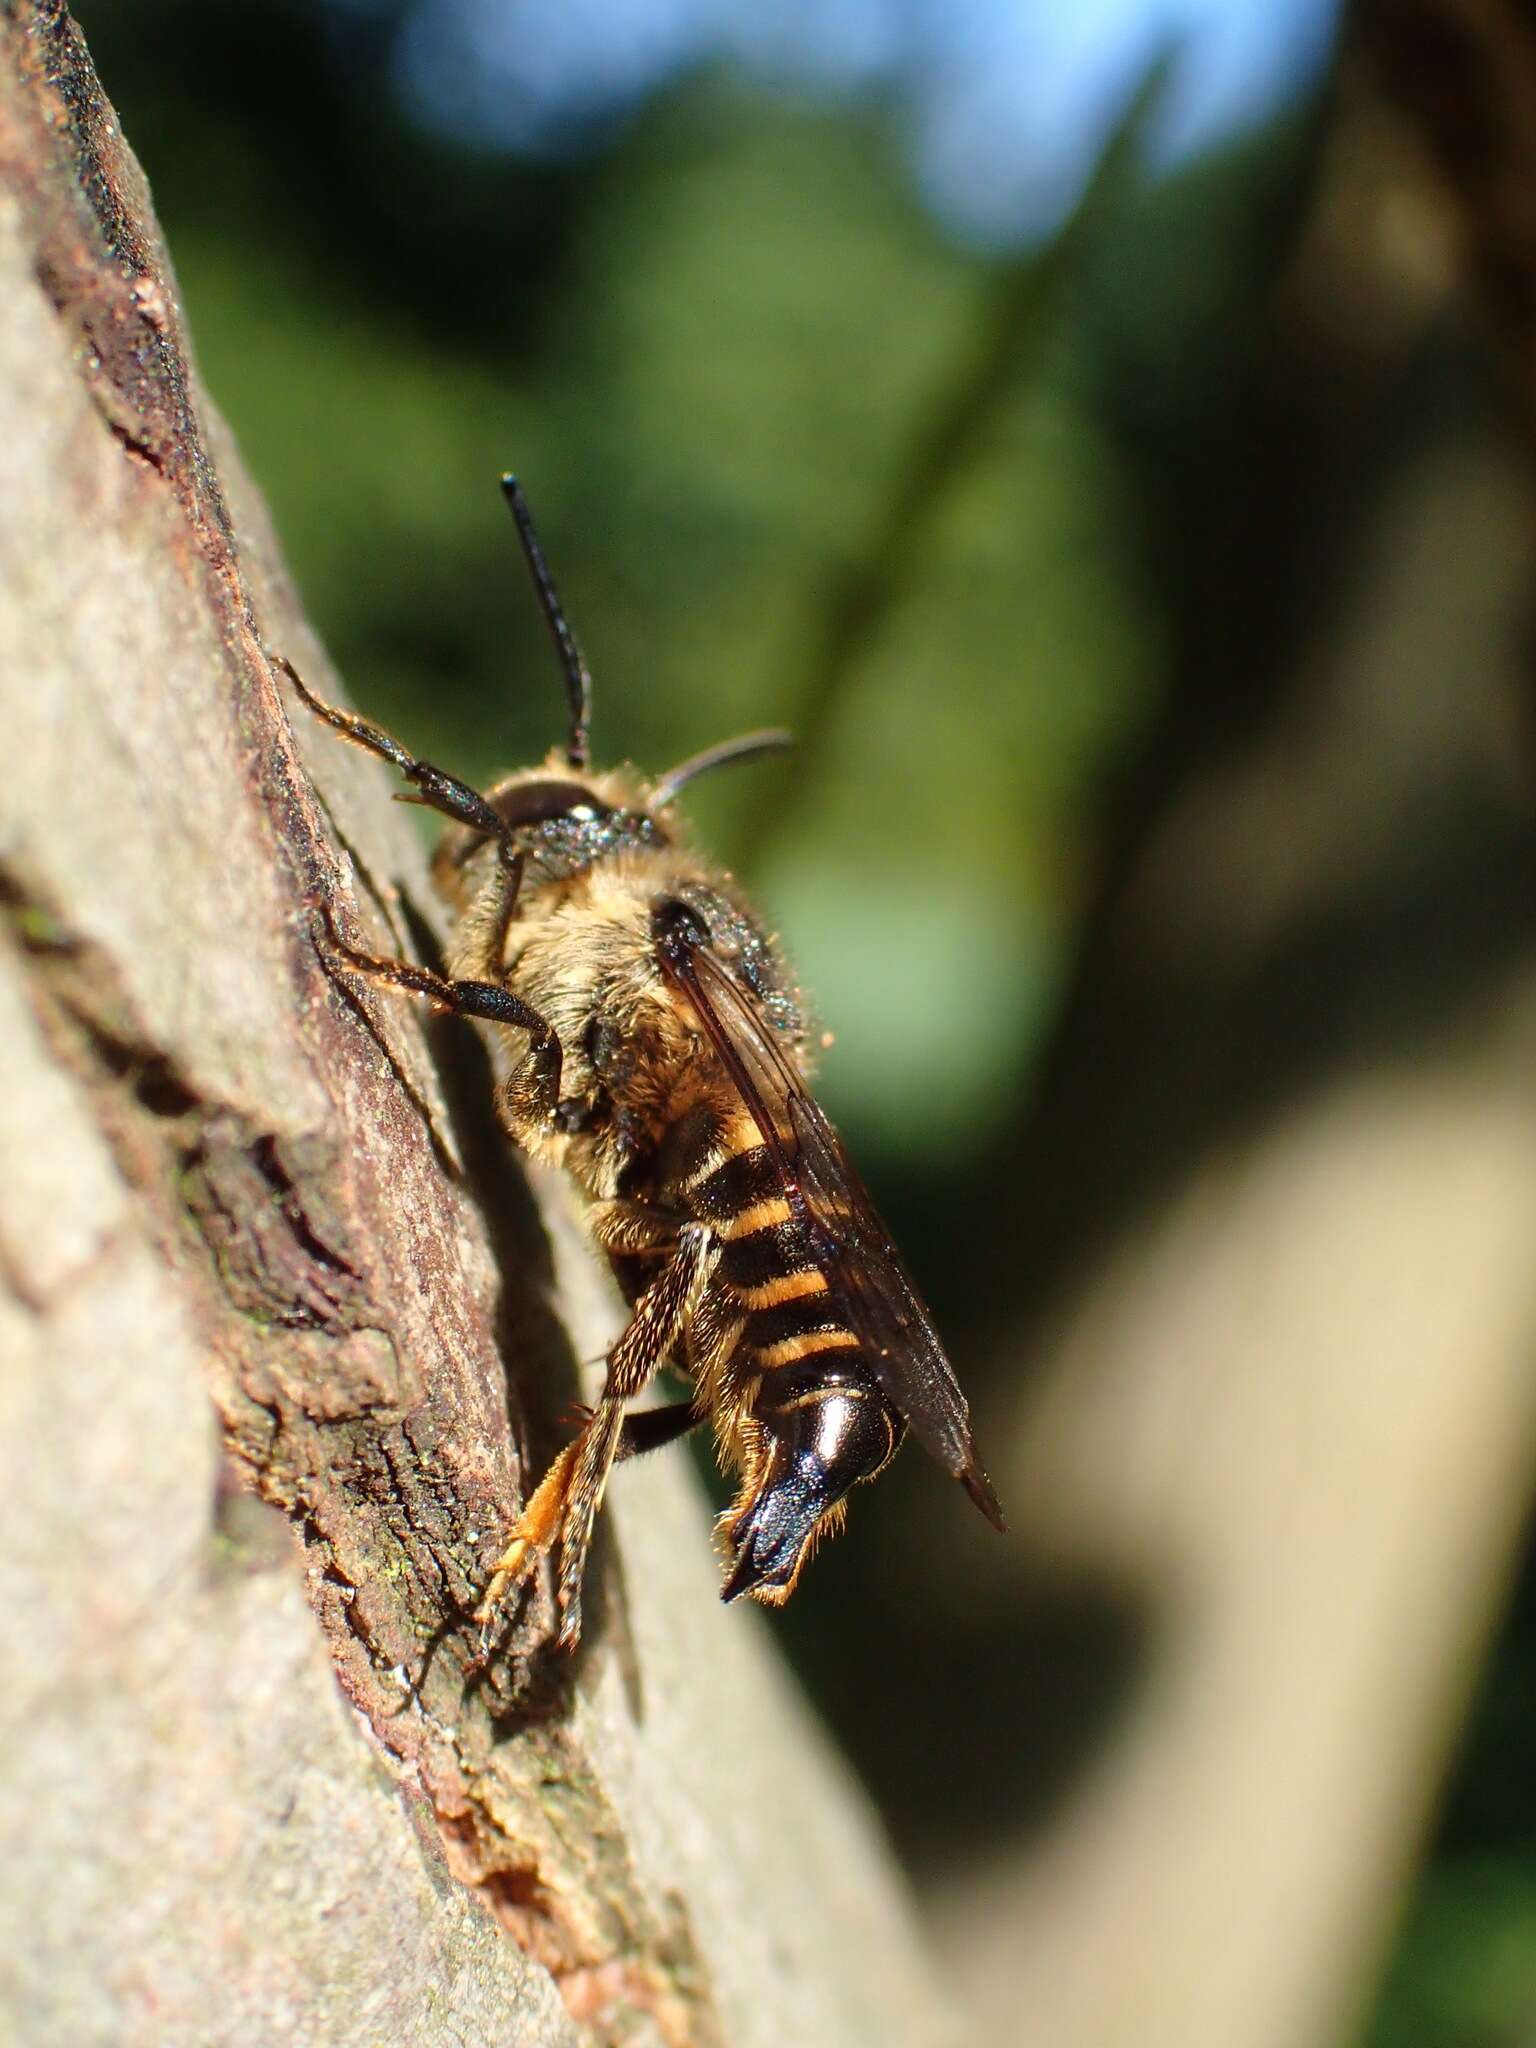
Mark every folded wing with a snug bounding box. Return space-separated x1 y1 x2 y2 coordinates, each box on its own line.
657 933 1005 1530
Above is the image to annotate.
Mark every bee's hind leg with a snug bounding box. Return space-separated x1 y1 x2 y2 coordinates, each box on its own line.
475 1430 591 1634
480 1225 715 1652
475 1401 702 1647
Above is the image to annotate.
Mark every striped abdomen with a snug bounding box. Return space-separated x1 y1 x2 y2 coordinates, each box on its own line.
685 1119 861 1374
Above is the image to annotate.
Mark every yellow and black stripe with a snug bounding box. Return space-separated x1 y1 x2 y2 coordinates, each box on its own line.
687 1130 861 1373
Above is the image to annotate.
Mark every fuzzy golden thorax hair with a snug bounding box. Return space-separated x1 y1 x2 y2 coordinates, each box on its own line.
433 757 811 1208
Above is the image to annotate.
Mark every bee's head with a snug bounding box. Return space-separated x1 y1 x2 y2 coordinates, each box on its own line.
434 764 666 901
720 1364 902 1605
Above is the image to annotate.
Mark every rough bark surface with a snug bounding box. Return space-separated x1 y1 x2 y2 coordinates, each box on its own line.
0 9 950 2045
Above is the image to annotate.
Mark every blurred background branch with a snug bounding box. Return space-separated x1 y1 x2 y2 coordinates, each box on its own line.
741 56 1174 867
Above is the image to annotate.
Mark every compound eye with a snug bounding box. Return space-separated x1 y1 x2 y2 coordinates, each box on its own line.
491 778 613 829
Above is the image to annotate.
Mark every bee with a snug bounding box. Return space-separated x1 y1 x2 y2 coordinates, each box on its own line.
281 476 1004 1650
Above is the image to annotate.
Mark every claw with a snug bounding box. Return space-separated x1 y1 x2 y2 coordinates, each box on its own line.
475 1537 533 1626
474 1434 585 1634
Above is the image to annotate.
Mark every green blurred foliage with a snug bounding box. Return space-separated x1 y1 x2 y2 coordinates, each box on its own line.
1371 1858 1536 2048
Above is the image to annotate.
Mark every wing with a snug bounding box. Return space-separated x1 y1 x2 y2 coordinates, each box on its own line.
658 931 1006 1531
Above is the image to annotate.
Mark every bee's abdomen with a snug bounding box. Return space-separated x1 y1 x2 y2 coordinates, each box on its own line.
688 1141 786 1234
688 1136 860 1371
742 1285 859 1369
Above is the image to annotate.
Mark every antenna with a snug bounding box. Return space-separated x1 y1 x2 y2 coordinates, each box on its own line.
501 474 593 770
650 729 794 810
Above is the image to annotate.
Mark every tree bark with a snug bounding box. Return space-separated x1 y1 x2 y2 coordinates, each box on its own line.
0 9 949 2045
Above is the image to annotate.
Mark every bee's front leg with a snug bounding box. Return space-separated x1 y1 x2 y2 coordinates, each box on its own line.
479 1223 716 1651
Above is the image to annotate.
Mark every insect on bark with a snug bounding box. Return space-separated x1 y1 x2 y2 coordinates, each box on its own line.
282 475 1005 1651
